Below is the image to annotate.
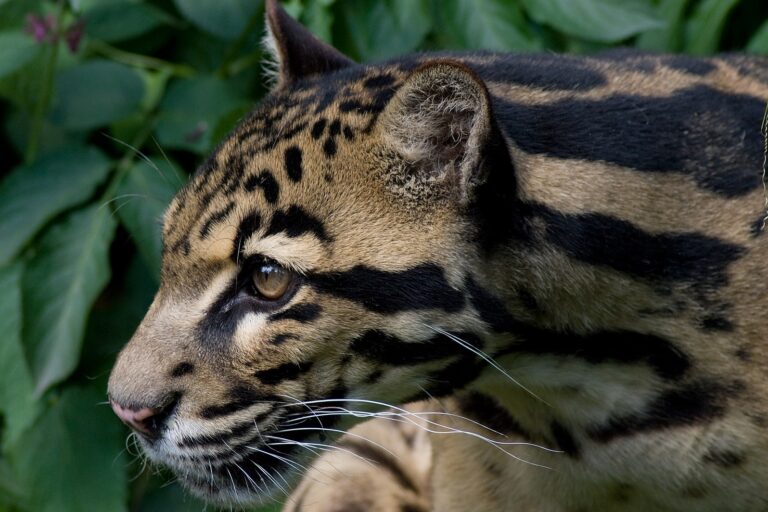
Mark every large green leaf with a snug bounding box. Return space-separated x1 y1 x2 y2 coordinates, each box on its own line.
635 0 689 52
0 30 41 79
50 60 146 130
747 18 768 54
0 146 111 266
84 2 174 43
22 205 117 394
336 0 431 61
9 385 127 512
0 263 38 449
116 160 185 279
436 0 540 52
684 0 740 55
522 0 664 43
173 0 262 40
155 75 248 153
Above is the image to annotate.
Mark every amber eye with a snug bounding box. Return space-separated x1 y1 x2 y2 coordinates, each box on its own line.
251 263 293 300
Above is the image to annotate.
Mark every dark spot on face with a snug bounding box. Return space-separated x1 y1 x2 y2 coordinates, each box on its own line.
199 202 235 239
199 386 271 419
735 346 751 361
254 361 313 385
265 205 330 242
244 170 279 204
232 211 261 260
270 333 297 346
324 173 333 182
702 448 746 468
701 315 733 331
311 118 327 139
551 421 580 457
323 137 337 157
349 330 479 365
170 362 195 377
343 125 355 140
270 303 321 323
329 119 341 136
284 146 303 182
365 369 383 384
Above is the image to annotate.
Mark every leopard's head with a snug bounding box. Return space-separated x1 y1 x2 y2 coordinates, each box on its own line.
108 0 516 504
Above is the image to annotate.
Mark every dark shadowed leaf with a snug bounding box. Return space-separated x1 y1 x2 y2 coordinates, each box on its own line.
155 75 248 153
0 146 111 266
522 0 664 43
22 205 116 394
172 0 262 40
116 160 186 278
747 19 768 54
9 385 127 512
0 263 38 449
50 60 145 130
684 0 740 55
301 0 336 42
0 30 41 79
336 0 431 60
437 0 540 51
84 2 174 43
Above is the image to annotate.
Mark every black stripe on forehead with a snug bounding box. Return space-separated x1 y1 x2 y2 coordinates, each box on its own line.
244 170 279 204
265 205 330 242
496 85 764 197
232 211 261 261
199 201 235 239
312 263 465 314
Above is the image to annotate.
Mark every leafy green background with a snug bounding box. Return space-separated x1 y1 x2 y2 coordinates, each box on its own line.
0 0 765 510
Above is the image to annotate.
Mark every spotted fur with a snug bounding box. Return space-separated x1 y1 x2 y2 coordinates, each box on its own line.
108 1 768 510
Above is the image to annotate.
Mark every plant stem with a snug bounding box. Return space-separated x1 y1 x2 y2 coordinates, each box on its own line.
25 38 61 164
87 40 196 78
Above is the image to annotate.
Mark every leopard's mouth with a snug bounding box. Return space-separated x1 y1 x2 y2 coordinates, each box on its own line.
136 405 338 505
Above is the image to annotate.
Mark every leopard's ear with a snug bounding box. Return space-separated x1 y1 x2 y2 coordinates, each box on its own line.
378 61 499 205
264 0 353 88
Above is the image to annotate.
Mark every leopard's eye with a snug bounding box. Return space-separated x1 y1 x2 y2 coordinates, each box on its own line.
251 263 293 300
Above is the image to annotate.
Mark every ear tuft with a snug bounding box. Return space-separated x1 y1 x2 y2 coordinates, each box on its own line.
378 62 494 204
264 0 353 88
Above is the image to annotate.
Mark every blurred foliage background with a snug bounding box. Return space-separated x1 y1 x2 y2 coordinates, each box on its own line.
0 0 765 510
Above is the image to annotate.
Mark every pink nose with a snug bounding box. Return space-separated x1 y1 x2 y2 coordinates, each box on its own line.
110 401 160 437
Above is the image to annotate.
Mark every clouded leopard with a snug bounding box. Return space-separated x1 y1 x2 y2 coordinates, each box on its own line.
108 1 768 510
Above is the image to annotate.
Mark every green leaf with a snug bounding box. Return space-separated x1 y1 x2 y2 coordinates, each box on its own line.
302 0 336 42
747 19 768 54
635 0 689 52
155 75 248 153
0 31 41 79
116 160 185 278
172 0 262 40
9 385 127 512
0 263 38 449
684 0 740 55
336 0 431 61
436 0 540 51
84 2 174 43
0 146 111 266
22 205 117 394
50 60 145 130
521 0 664 43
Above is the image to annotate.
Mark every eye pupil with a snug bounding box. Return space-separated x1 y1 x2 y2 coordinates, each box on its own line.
252 263 292 300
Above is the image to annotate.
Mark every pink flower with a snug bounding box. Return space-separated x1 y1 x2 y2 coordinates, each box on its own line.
25 13 56 43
